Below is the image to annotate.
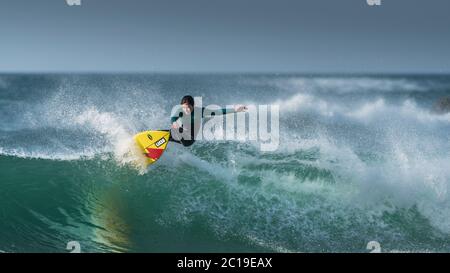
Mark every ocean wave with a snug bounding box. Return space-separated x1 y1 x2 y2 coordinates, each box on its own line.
0 146 100 161
277 91 450 125
270 76 448 94
2 74 450 252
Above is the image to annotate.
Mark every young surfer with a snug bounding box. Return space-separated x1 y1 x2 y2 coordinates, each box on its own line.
169 95 247 146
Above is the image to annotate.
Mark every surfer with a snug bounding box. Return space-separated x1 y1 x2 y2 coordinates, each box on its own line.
168 95 247 146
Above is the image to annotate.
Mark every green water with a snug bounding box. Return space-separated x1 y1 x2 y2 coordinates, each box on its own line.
1 74 450 252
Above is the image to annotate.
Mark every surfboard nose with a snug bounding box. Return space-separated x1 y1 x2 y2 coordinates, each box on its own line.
134 130 171 166
145 148 165 160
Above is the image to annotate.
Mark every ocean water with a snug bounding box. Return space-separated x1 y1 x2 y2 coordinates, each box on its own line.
1 73 450 253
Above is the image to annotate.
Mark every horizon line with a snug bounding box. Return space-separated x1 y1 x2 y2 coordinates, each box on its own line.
1 71 450 76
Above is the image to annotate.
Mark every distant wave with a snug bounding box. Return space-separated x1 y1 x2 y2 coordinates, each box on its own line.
269 76 450 94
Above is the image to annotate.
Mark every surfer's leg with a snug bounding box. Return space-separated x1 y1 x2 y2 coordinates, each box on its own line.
168 136 194 146
180 139 195 147
159 129 194 146
157 129 181 144
169 135 182 144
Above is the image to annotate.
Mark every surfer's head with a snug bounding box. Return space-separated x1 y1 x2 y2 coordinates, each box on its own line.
180 95 194 115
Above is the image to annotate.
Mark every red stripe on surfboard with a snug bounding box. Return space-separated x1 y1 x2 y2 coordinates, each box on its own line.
145 148 165 160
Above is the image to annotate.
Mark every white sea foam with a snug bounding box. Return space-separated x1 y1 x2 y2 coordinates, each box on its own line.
272 77 430 94
2 75 450 252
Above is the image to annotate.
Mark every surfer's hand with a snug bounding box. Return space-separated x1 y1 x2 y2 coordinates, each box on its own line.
171 122 179 129
234 105 247 112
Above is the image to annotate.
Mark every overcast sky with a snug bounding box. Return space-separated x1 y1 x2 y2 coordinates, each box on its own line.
0 0 449 73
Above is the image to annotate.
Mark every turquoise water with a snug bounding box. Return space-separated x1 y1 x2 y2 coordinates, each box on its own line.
1 74 450 252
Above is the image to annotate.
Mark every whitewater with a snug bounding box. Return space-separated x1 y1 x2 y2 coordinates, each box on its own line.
1 74 450 252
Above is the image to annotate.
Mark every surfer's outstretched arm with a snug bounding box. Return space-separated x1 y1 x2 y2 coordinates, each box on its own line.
202 105 247 118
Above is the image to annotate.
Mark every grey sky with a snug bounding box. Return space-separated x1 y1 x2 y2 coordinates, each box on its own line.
0 0 449 73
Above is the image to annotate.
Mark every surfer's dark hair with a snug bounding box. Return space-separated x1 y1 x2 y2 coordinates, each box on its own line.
181 95 194 106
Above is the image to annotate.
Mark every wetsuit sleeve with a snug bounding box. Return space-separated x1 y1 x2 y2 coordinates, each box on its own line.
201 107 232 117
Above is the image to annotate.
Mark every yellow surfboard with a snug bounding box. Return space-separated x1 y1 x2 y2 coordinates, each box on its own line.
133 130 170 166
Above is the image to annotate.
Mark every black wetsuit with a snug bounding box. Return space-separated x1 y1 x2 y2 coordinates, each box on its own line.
168 106 229 147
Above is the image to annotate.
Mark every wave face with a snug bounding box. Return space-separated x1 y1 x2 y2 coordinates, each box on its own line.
1 74 450 252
